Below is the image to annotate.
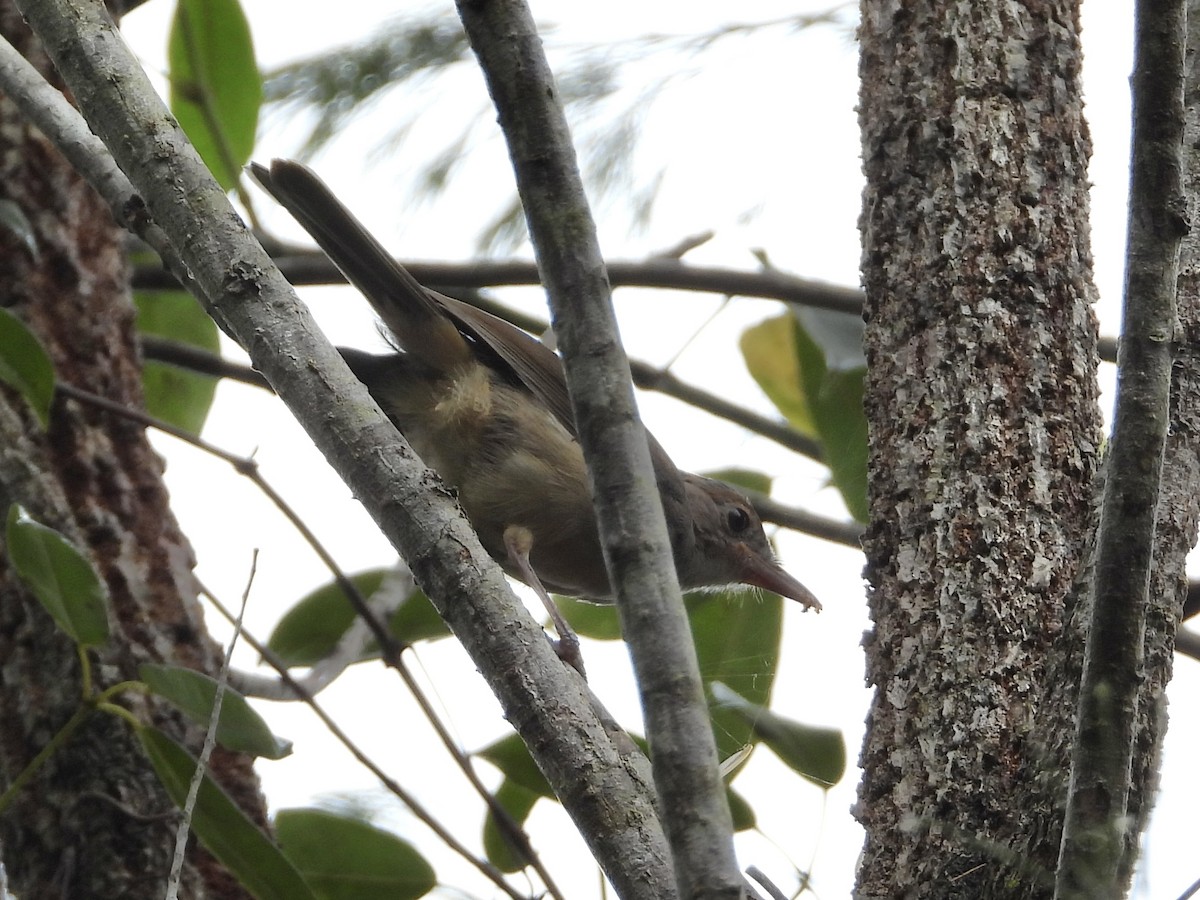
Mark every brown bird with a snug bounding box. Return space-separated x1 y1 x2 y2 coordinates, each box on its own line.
251 160 820 665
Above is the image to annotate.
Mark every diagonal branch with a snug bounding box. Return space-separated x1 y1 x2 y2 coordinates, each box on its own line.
14 1 672 895
455 1 741 897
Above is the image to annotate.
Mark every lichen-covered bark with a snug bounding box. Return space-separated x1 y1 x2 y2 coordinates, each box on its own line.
0 9 264 898
856 2 1100 896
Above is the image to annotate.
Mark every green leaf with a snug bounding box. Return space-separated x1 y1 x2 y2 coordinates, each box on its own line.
275 808 436 900
268 570 385 666
168 0 262 189
711 683 846 788
793 321 869 522
477 732 553 797
139 727 318 900
482 778 540 873
0 308 54 427
267 570 448 667
743 312 868 522
816 366 868 522
689 589 782 761
728 787 756 832
386 587 451 645
6 505 109 646
140 664 291 759
740 314 815 436
135 292 220 434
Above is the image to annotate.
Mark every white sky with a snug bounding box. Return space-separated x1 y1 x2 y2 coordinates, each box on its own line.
115 1 1199 898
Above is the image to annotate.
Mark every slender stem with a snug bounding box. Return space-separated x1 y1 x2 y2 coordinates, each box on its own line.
96 681 150 703
95 702 144 731
198 585 530 900
1055 1 1186 896
76 644 92 699
0 705 92 816
132 254 1123 364
167 552 256 900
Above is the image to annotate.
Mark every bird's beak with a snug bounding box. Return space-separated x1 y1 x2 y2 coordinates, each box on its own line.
734 543 822 612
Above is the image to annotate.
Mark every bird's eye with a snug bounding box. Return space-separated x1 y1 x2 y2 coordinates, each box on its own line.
726 506 751 534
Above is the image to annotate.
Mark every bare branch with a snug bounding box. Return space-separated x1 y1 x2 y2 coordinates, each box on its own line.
456 0 740 895
136 253 1121 363
1056 1 1187 895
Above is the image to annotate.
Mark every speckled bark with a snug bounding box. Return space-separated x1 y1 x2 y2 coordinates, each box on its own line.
856 3 1100 897
0 10 263 898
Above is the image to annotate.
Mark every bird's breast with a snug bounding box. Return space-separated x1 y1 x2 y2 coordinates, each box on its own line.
409 372 612 599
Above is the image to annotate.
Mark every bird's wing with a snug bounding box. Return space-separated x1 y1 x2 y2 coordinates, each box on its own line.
433 291 577 437
253 158 688 546
252 159 578 436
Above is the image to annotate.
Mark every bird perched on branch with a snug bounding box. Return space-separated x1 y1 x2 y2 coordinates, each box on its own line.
251 160 820 668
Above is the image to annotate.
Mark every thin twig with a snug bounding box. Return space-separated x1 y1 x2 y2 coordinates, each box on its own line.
197 583 530 900
136 253 864 314
1176 874 1200 900
747 491 863 547
166 551 256 900
133 253 1123 363
1176 628 1200 661
58 382 565 899
630 359 823 460
744 866 787 900
140 336 270 389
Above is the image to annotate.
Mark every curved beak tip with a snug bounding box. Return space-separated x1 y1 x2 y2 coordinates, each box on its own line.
738 546 823 612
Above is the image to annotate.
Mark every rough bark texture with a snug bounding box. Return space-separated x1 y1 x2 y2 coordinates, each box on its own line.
856 2 1100 896
0 10 264 898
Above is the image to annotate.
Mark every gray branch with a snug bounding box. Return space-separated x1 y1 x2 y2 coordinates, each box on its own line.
14 1 671 894
1055 1 1187 896
455 0 740 896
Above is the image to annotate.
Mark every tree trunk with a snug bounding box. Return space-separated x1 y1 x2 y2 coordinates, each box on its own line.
856 2 1102 896
0 10 266 898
